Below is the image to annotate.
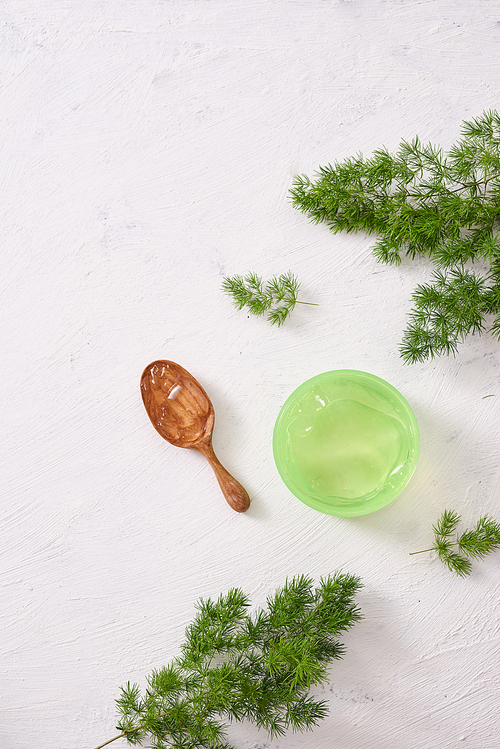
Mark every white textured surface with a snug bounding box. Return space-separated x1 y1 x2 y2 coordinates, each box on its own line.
2 2 500 748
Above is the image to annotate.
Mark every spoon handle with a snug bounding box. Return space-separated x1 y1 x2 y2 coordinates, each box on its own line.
197 442 250 513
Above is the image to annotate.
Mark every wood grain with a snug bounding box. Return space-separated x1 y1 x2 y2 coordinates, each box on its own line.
141 360 250 512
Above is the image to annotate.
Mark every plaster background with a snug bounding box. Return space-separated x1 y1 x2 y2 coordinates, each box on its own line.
1 2 500 747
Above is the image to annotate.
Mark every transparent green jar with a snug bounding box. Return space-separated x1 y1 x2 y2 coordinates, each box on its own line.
273 370 420 516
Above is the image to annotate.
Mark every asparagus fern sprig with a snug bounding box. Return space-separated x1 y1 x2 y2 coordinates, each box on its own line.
410 509 500 576
222 272 317 326
290 110 500 362
94 573 362 749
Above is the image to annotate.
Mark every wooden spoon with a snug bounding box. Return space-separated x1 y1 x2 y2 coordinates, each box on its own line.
140 360 250 513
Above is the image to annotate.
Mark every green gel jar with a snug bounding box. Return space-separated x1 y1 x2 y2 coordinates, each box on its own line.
273 370 420 516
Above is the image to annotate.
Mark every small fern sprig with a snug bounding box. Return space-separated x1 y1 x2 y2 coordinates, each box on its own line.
222 272 317 326
410 509 500 576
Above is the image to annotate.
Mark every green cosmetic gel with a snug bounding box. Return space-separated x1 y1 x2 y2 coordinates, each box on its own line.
273 371 419 516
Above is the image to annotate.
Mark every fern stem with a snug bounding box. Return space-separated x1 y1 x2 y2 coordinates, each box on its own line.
93 732 128 749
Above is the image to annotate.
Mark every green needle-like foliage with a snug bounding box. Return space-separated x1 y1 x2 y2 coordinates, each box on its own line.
411 509 500 576
95 573 362 749
222 272 315 326
290 110 500 362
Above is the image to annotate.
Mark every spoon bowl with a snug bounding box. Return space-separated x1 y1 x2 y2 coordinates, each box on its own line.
141 360 250 513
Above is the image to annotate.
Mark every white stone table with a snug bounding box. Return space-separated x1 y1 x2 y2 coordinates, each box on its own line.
1 2 499 747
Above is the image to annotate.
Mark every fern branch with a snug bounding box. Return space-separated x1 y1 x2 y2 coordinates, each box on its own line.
410 510 500 576
94 574 362 749
222 272 317 326
291 110 500 361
